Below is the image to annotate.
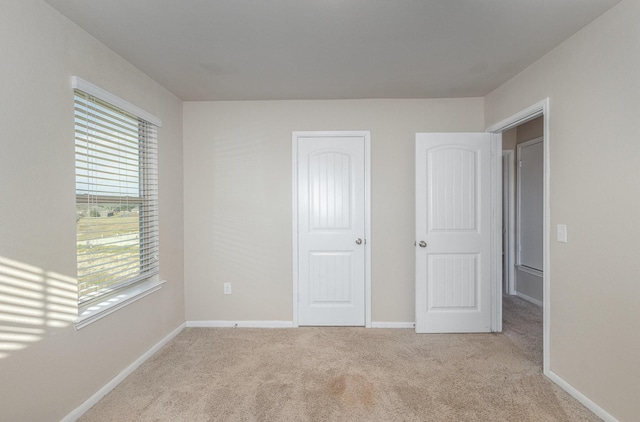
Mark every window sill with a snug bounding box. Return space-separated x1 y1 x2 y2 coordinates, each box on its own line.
73 279 166 330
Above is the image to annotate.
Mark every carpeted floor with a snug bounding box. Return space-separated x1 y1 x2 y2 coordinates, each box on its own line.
79 296 600 421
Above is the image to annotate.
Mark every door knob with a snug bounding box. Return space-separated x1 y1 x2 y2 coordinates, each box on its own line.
419 241 427 248
355 238 363 245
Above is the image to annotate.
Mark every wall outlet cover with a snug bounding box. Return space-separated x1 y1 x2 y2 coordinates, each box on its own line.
557 224 568 243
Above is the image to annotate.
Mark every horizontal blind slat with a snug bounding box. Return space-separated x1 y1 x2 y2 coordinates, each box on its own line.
76 146 139 168
74 99 139 130
74 128 139 151
75 88 159 307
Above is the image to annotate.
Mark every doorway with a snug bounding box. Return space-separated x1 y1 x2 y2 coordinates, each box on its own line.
292 131 371 327
516 133 544 305
487 99 550 376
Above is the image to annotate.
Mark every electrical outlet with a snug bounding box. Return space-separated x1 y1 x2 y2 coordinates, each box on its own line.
223 282 232 295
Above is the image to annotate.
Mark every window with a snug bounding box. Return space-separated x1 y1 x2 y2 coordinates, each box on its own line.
73 78 161 317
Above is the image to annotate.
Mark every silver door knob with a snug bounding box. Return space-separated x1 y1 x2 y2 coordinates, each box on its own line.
355 238 363 245
419 241 427 248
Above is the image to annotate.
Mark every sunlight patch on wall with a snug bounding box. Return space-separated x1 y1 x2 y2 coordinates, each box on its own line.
0 256 77 359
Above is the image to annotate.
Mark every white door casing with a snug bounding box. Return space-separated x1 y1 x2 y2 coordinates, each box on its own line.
415 133 500 333
293 131 370 326
503 150 516 295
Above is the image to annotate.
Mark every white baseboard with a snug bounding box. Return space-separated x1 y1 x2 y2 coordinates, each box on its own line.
548 371 618 422
61 322 186 422
515 291 543 307
186 321 414 329
371 321 415 328
186 320 294 328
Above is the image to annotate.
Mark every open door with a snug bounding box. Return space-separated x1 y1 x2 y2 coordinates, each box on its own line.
415 133 501 333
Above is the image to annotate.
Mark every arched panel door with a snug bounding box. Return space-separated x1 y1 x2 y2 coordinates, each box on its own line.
296 134 366 326
415 132 498 333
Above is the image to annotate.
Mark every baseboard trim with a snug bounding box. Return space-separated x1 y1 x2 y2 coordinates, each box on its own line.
515 291 543 307
186 320 294 328
371 322 415 328
61 322 186 422
548 371 618 422
186 321 415 329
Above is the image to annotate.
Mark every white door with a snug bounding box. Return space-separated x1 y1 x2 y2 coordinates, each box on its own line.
415 133 496 333
296 133 367 326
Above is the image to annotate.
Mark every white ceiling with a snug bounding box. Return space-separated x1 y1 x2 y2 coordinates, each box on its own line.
44 0 620 101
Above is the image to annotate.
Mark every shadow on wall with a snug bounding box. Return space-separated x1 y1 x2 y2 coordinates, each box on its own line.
0 256 77 360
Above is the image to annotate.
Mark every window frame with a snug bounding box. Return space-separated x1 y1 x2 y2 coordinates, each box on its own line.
72 77 163 330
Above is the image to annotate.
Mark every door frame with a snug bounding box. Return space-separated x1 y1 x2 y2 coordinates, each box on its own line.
291 131 372 328
486 98 550 376
502 149 516 295
491 133 503 332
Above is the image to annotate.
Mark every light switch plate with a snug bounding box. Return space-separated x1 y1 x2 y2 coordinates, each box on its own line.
557 224 568 243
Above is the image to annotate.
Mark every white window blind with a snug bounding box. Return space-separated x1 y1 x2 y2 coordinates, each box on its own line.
74 88 159 308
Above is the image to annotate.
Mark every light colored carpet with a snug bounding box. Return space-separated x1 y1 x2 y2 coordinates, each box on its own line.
80 296 600 421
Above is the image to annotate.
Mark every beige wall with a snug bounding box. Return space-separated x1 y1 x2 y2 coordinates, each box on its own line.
516 116 544 144
502 127 517 151
514 270 542 303
485 0 640 419
0 1 184 421
183 99 484 323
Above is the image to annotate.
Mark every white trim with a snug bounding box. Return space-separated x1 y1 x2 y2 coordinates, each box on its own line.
517 136 544 149
502 150 516 295
187 321 417 329
548 371 619 422
186 320 294 328
516 264 543 278
364 135 372 328
292 137 299 327
486 98 550 376
486 100 546 133
291 131 372 328
371 322 415 329
71 76 162 127
61 322 185 422
491 133 503 332
74 279 166 330
515 291 543 307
